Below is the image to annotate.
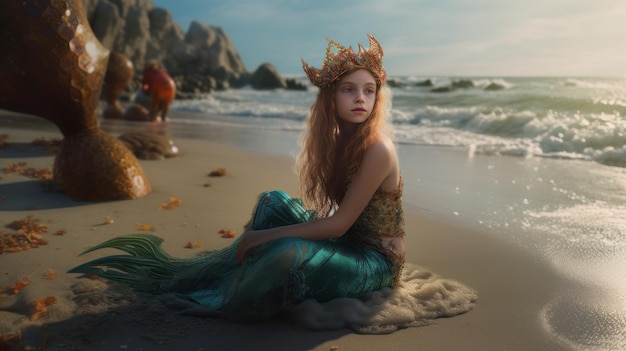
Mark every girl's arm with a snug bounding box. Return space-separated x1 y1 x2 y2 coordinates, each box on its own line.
236 136 399 263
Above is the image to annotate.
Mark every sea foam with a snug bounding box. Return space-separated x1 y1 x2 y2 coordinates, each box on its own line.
287 264 478 334
168 76 626 169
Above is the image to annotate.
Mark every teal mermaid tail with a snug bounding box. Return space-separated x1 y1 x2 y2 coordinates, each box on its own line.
69 234 209 293
244 190 317 230
69 190 393 321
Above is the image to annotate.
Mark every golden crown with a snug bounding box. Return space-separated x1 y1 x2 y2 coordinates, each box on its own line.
302 34 386 88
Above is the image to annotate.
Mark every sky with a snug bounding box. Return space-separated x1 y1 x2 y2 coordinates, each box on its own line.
151 0 626 77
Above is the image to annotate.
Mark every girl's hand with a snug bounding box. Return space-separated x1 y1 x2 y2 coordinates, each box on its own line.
236 231 266 264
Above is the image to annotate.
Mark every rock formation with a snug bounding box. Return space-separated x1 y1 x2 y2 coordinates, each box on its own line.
251 63 287 90
118 131 180 160
82 0 293 96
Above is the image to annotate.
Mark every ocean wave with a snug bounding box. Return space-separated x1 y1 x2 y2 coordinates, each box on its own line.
562 77 626 92
171 89 312 121
394 101 626 165
168 76 626 168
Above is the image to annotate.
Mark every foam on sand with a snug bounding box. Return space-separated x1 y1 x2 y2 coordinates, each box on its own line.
288 264 478 334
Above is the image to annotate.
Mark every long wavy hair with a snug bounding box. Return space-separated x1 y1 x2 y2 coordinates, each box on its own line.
296 69 393 215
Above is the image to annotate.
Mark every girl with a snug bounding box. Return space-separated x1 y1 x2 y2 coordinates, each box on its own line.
70 34 405 322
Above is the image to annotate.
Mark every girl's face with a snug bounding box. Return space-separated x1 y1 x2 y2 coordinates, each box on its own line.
334 69 377 126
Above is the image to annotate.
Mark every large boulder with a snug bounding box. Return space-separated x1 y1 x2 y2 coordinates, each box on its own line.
83 0 154 70
82 0 251 93
251 63 287 90
183 21 249 87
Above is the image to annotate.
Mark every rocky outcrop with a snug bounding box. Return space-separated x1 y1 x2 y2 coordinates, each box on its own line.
82 0 294 96
286 78 307 91
83 0 155 72
431 79 475 93
251 63 286 90
181 21 250 89
387 79 407 88
118 131 180 160
415 79 434 87
484 82 506 91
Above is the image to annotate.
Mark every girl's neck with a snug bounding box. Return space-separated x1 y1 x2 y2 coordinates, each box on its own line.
338 121 359 139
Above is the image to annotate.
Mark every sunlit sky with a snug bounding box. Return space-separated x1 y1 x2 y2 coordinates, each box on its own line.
151 0 626 77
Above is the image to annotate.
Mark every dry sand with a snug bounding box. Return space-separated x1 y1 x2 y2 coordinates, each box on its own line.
0 114 574 350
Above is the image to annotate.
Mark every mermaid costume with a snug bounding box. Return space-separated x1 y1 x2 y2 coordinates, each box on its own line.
69 181 405 322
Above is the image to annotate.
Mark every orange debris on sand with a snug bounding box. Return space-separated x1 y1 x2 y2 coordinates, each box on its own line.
185 241 203 249
103 216 114 225
31 137 62 146
158 196 182 210
4 162 26 174
41 268 58 280
0 216 49 254
4 162 53 181
7 216 49 234
31 296 57 321
218 229 236 238
209 168 226 177
136 224 155 231
13 277 31 294
31 137 62 154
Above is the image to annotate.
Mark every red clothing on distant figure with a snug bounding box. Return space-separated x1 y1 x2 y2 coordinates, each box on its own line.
141 66 176 121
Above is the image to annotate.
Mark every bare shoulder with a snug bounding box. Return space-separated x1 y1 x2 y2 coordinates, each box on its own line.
362 133 401 191
366 133 397 160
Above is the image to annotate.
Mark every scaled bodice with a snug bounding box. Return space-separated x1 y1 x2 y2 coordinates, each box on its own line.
344 178 405 285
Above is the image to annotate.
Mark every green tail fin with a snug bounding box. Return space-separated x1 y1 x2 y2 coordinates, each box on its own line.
69 234 184 294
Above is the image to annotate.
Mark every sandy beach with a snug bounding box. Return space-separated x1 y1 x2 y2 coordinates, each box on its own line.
0 111 578 350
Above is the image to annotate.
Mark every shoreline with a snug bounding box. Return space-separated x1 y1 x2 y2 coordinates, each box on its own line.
0 112 584 350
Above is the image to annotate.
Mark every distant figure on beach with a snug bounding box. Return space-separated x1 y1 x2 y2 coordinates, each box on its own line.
140 61 176 122
70 35 405 321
